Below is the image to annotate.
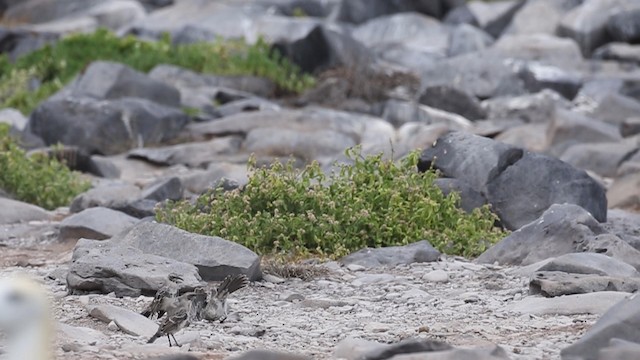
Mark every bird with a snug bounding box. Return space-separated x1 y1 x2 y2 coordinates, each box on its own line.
187 286 207 322
201 274 249 323
0 275 54 360
147 305 189 347
141 273 183 320
148 288 203 347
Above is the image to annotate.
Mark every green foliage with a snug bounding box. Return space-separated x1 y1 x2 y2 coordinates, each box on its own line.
157 148 507 258
0 28 315 114
0 124 91 210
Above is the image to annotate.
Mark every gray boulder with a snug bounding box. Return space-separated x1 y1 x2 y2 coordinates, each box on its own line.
476 204 605 266
333 0 460 24
492 33 583 68
70 182 141 213
560 142 638 178
545 108 622 157
607 172 640 210
508 291 630 316
589 93 640 126
561 292 640 359
352 13 451 57
530 271 640 297
464 0 525 37
127 136 243 167
607 8 640 43
274 24 375 74
67 238 202 297
420 132 608 230
418 131 523 192
0 198 50 225
61 61 180 108
558 0 639 55
482 89 570 124
433 178 487 213
149 64 276 99
111 221 262 281
447 23 493 57
537 253 640 278
419 85 486 121
140 177 184 202
30 96 189 155
484 150 607 229
339 241 440 269
594 43 640 64
418 52 526 99
504 0 580 36
88 304 157 337
59 207 139 241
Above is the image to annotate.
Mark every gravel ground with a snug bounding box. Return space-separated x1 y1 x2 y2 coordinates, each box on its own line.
0 244 596 360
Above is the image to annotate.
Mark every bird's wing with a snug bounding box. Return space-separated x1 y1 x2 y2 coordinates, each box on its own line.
141 287 172 318
215 274 249 299
160 308 188 333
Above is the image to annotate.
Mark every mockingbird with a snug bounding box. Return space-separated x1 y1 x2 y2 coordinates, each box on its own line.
201 274 249 323
141 274 183 320
147 290 196 347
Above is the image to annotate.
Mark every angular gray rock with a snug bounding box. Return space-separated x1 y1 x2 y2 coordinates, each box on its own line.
594 43 640 64
484 151 607 229
419 132 607 230
128 137 242 168
148 64 276 99
447 23 493 57
558 0 639 55
560 142 638 178
561 292 640 359
274 24 374 74
537 252 640 278
418 131 524 192
62 61 181 108
339 241 440 269
67 238 202 297
508 291 630 316
57 323 107 346
607 172 640 210
607 8 640 43
530 271 640 297
589 93 640 126
30 96 189 156
352 13 451 57
70 182 141 213
482 89 570 124
419 85 486 121
0 198 50 225
58 207 139 241
110 221 262 281
476 204 604 266
88 304 157 337
418 52 526 99
140 177 184 202
433 178 487 213
504 0 580 36
492 33 583 68
465 0 525 37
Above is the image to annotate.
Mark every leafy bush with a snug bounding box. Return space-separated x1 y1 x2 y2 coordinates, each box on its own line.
0 29 315 114
0 124 91 210
156 148 507 258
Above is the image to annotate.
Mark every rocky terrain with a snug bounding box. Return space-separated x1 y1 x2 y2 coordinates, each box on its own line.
2 0 640 359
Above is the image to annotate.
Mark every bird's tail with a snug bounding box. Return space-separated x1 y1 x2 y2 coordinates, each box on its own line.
147 331 160 344
215 274 249 299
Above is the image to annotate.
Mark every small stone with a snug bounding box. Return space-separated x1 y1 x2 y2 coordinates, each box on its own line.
263 274 286 284
346 264 366 272
280 292 305 302
107 321 118 331
423 270 449 283
364 322 390 333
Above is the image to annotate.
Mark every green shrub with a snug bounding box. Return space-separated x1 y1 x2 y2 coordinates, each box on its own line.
0 124 91 210
0 29 315 114
156 148 507 258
